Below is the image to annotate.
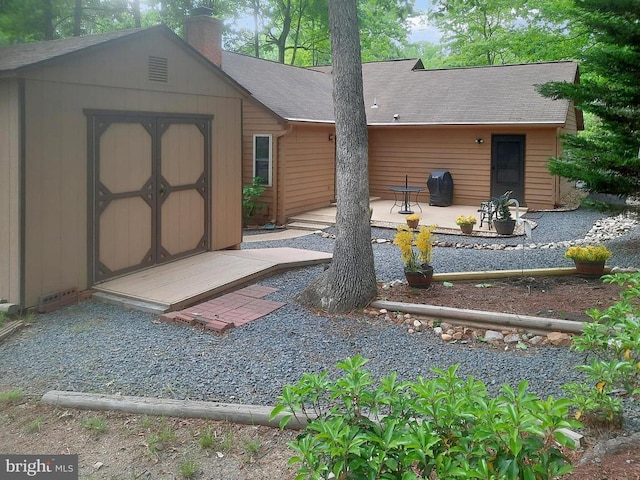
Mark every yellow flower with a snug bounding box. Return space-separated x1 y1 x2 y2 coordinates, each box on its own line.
406 213 421 222
564 245 612 262
393 224 437 271
596 381 606 394
455 215 477 226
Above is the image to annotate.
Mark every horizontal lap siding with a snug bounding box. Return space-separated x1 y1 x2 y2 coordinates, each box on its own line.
369 126 561 209
0 80 20 304
369 127 491 206
524 129 561 209
241 100 286 222
280 125 335 218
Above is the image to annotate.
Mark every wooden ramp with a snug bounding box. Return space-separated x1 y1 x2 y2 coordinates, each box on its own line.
92 248 332 314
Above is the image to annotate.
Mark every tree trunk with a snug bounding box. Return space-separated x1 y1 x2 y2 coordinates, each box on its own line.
132 0 141 28
43 0 55 40
296 0 377 313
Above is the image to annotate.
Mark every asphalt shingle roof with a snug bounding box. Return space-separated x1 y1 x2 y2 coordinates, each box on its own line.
0 25 578 127
0 28 146 72
222 53 578 126
362 60 578 125
222 51 335 122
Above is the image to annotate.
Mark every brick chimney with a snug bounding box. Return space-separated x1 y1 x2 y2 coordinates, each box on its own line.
184 7 223 67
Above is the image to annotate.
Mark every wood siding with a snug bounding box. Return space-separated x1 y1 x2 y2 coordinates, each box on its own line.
0 79 21 304
280 125 336 219
368 125 562 210
241 99 285 223
18 32 243 307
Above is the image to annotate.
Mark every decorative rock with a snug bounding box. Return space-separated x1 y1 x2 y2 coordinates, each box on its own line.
528 335 544 346
484 330 504 342
433 326 443 335
413 320 422 328
379 309 388 314
441 333 453 341
547 332 572 346
504 333 521 343
408 329 415 334
452 332 463 340
440 322 453 331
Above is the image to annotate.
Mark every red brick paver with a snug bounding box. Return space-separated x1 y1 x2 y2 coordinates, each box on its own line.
160 285 284 333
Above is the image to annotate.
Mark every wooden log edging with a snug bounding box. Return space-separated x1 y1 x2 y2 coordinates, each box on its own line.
371 300 585 334
41 390 311 430
40 390 583 448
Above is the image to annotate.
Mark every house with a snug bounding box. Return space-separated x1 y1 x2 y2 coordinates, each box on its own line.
183 13 583 225
0 24 247 309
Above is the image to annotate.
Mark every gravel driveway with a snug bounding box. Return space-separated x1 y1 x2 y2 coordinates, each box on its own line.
1 207 639 426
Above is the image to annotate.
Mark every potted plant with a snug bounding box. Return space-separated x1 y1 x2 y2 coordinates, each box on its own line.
455 215 477 234
565 244 612 276
405 213 420 229
393 224 437 288
492 190 516 235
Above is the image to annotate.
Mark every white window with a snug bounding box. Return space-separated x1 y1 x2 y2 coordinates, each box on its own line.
253 134 272 186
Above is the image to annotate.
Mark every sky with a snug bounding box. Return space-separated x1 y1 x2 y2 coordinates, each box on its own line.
408 0 442 44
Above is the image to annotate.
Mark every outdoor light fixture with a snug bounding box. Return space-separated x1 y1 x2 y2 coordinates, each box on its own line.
393 114 400 121
475 137 484 144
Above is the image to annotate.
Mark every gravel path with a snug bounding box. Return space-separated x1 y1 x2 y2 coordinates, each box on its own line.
1 207 639 428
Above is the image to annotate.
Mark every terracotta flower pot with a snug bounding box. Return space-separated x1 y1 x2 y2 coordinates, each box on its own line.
404 265 434 289
407 219 419 229
573 260 606 277
459 224 474 234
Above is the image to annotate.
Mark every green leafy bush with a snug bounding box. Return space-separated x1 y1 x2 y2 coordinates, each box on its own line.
242 176 266 224
272 355 577 480
564 272 640 425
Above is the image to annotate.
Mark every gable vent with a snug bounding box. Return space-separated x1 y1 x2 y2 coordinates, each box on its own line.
148 56 168 82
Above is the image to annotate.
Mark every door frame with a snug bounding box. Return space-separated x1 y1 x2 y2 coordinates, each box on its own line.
491 134 526 203
86 109 213 285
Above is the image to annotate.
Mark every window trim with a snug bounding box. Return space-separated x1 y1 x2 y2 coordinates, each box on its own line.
252 134 273 186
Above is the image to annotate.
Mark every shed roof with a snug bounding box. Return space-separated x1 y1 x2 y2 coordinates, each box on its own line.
221 53 580 127
0 28 146 72
0 25 248 95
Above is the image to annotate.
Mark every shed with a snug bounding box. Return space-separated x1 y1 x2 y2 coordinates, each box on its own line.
0 25 246 308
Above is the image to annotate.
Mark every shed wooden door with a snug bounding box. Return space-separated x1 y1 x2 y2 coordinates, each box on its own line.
88 113 211 284
491 135 525 203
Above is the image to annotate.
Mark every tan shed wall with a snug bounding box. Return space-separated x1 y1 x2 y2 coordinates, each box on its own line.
20 35 243 307
368 125 562 210
0 79 21 304
557 104 581 202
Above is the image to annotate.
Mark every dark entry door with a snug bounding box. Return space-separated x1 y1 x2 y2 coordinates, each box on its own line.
88 112 211 284
491 135 525 203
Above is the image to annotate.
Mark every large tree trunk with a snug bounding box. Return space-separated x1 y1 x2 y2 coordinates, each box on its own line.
296 0 377 313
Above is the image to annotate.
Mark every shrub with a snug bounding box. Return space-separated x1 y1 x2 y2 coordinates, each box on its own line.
564 272 640 425
242 176 266 224
272 356 578 480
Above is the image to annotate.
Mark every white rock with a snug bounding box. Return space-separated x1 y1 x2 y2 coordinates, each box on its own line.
433 326 443 335
504 333 521 343
484 330 504 342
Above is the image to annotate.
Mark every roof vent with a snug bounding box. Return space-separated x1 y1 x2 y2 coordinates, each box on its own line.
148 56 168 82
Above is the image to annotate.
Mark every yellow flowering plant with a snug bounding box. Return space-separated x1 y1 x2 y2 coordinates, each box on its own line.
405 213 421 222
564 245 612 262
455 215 477 226
393 224 437 271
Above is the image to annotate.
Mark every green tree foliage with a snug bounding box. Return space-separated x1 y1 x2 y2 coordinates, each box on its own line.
429 0 587 66
0 0 147 43
227 0 415 65
538 0 640 197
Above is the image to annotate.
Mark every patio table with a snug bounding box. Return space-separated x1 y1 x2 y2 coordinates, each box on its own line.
389 185 426 214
